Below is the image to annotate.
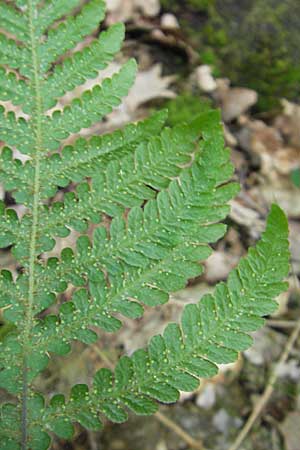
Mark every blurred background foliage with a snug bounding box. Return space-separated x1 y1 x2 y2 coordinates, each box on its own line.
161 0 300 111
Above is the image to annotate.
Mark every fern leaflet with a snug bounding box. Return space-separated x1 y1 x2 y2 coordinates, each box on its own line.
0 1 290 449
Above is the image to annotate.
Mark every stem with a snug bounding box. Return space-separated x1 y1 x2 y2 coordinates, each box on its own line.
21 1 43 448
228 318 300 450
154 411 205 450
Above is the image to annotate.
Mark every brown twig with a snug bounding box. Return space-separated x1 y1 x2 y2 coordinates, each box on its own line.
228 317 300 450
154 410 205 450
92 345 115 370
267 319 299 329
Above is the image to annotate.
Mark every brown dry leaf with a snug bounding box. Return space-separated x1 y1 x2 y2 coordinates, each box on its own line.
125 63 176 110
275 99 300 149
234 116 300 217
279 412 300 450
250 176 300 218
215 80 257 122
85 63 176 135
229 200 264 237
222 88 257 122
237 118 300 175
223 124 238 147
247 120 282 155
105 0 160 23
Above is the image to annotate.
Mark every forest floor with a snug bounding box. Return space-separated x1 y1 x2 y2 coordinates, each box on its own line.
1 1 300 450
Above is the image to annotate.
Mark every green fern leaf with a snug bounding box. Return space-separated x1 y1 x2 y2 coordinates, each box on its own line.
38 0 106 72
0 2 28 41
45 60 137 148
0 107 34 153
36 0 80 37
0 110 167 202
0 67 32 110
0 33 30 76
42 22 125 110
2 204 287 446
0 1 290 449
51 206 288 425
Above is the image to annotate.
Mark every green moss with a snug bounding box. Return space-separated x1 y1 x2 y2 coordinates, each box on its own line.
162 0 300 111
161 0 213 13
209 0 300 110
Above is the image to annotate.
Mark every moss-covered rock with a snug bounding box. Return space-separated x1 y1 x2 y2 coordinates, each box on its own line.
162 0 300 111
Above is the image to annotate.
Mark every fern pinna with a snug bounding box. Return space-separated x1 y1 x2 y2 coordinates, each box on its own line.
0 1 290 449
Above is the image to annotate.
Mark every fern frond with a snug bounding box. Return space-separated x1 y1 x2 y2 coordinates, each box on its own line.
0 107 35 154
0 33 30 76
38 111 223 233
39 0 105 72
0 205 287 448
42 22 125 110
0 111 167 203
0 1 28 42
0 109 238 401
36 0 80 37
0 68 33 111
0 2 290 449
40 109 167 196
30 222 226 354
45 60 137 148
49 205 289 428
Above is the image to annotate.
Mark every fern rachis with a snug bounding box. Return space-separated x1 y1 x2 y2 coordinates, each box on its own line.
0 1 290 449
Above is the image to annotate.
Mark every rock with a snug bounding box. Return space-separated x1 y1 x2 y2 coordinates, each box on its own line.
244 328 286 366
279 412 300 450
229 200 264 236
221 88 258 122
212 409 242 434
105 0 160 22
275 100 300 151
205 251 238 283
135 0 160 17
272 147 300 175
223 124 238 147
196 65 217 93
213 409 231 433
275 360 300 381
105 0 121 10
156 441 168 450
161 13 180 29
196 383 216 410
251 178 300 218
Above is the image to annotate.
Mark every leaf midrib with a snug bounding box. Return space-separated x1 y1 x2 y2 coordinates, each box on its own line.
21 2 44 448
